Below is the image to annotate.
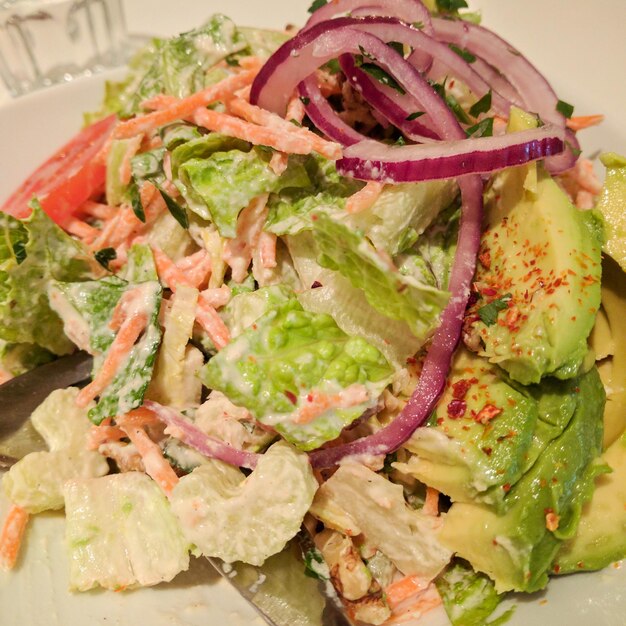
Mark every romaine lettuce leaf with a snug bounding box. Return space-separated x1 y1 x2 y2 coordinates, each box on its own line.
179 148 310 237
2 387 109 513
309 462 452 579
220 284 293 337
345 179 457 255
3 449 108 514
86 15 250 120
201 297 392 450
64 472 190 590
30 387 94 452
170 441 316 566
288 232 423 368
49 245 162 424
0 203 94 355
266 155 362 236
436 560 514 626
312 212 449 343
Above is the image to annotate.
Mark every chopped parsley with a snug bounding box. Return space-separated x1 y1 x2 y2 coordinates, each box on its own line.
448 43 476 64
469 90 492 118
154 183 189 230
477 293 512 326
303 548 329 580
358 61 406 95
406 111 426 121
431 80 471 124
299 96 310 106
436 0 469 12
307 0 327 14
466 117 494 138
128 180 146 223
556 99 575 119
94 247 117 270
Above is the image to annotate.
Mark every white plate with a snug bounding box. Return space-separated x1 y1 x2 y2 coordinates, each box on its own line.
1 1 625 625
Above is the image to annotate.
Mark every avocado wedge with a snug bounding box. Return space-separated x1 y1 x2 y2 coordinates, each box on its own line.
438 367 606 593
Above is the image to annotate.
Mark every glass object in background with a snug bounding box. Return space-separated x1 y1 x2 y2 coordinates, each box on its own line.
0 0 127 96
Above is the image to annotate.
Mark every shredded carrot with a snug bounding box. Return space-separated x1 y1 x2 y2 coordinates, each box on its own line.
140 93 179 111
268 94 307 174
152 246 195 290
566 114 604 131
80 200 117 220
87 418 126 450
199 286 232 309
193 107 330 157
223 194 269 283
108 285 143 331
76 312 148 407
226 97 341 160
117 420 179 496
175 249 212 289
422 487 440 517
113 70 258 140
345 181 384 214
293 384 369 425
152 246 231 349
195 302 231 350
258 230 277 269
66 218 100 243
385 575 431 610
237 56 264 72
384 585 442 624
116 407 161 428
0 504 29 571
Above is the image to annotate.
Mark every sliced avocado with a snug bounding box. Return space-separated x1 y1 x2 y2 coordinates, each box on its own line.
465 110 602 385
596 152 626 272
554 431 626 573
595 255 626 447
438 367 605 593
396 348 538 510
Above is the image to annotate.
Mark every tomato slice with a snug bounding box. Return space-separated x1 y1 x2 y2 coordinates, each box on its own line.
2 114 117 228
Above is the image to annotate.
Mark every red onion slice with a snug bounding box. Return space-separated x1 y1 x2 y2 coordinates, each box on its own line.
431 16 579 171
252 17 512 120
144 400 260 469
309 175 484 468
303 0 433 35
338 53 440 141
337 125 565 182
298 75 366 146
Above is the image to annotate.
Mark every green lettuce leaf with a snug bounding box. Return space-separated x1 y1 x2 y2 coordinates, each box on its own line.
310 462 452 579
312 212 450 343
170 441 317 566
0 203 93 355
86 15 249 120
436 560 514 626
287 232 424 368
200 297 392 450
64 472 190 591
49 245 162 424
179 148 310 237
0 340 53 376
345 179 457 255
266 155 362 236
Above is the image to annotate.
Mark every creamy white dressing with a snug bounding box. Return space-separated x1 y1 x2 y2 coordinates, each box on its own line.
47 287 93 353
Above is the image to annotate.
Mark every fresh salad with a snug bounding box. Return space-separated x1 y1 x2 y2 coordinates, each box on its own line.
0 1 625 625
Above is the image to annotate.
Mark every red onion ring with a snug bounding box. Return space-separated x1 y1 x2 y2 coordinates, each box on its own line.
337 126 565 182
310 174 484 468
431 16 579 171
144 400 260 469
252 17 512 120
338 53 441 141
298 75 366 146
303 0 433 35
